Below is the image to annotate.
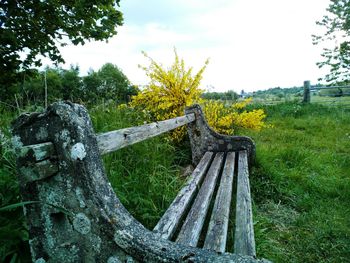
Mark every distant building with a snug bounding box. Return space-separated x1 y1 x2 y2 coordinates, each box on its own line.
239 90 252 98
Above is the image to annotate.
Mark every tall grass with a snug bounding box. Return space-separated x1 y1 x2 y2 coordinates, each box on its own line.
243 103 350 262
90 103 189 228
0 108 31 262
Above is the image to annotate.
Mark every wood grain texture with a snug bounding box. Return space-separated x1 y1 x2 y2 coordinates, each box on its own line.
97 113 195 155
19 113 196 159
234 150 256 257
203 152 235 252
153 152 214 240
176 152 224 247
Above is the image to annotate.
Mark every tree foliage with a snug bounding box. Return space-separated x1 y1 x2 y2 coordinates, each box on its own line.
313 0 350 84
1 63 135 109
0 0 123 85
202 90 238 101
84 63 138 104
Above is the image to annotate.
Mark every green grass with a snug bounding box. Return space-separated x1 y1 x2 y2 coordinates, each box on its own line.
242 103 350 262
311 94 350 108
90 103 189 229
0 108 31 262
1 102 349 262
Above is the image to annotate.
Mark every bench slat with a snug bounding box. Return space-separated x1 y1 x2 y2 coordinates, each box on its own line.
18 142 56 161
153 151 214 240
203 152 235 252
17 114 195 160
176 152 224 247
234 150 256 256
97 113 196 155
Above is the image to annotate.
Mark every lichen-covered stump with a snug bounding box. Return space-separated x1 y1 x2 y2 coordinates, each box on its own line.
12 102 268 263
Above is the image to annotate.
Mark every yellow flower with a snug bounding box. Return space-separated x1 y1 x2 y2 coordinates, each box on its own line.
203 99 268 135
232 97 253 110
130 49 208 142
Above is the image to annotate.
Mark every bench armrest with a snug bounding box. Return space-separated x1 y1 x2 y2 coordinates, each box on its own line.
185 104 256 166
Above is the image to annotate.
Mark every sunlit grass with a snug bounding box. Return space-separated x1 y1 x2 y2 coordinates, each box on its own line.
243 103 350 262
311 94 350 107
90 103 188 228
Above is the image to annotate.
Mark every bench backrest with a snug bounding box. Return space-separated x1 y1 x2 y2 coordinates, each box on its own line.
98 113 195 154
18 112 196 171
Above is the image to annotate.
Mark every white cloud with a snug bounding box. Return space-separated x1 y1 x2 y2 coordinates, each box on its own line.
50 0 330 93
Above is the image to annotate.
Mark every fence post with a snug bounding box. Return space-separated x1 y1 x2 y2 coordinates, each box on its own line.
303 80 311 103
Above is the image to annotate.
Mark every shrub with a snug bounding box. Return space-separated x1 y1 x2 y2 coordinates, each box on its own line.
203 98 268 135
130 49 208 141
131 48 267 139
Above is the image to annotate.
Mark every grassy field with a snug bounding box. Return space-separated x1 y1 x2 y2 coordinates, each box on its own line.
245 103 350 262
252 92 350 108
0 102 349 262
311 94 350 108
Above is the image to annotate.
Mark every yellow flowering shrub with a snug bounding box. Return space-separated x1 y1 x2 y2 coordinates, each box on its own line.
129 49 267 140
233 109 267 130
130 49 209 141
203 100 234 134
203 99 267 135
232 97 253 110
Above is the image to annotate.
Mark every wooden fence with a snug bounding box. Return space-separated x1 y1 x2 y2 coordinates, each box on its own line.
302 81 350 108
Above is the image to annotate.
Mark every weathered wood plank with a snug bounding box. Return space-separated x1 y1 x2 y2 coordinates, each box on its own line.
203 151 235 252
16 142 58 183
97 113 196 155
234 150 256 257
19 142 56 162
17 114 196 160
176 152 224 247
153 151 214 240
19 159 59 184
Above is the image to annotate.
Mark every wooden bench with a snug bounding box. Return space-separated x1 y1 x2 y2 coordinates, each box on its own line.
12 102 268 262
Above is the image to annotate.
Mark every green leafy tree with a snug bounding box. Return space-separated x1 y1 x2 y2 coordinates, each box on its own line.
82 63 134 104
98 63 131 102
60 66 82 101
83 70 101 104
313 0 350 84
45 68 63 101
20 70 44 104
7 66 83 108
2 69 42 108
0 0 123 87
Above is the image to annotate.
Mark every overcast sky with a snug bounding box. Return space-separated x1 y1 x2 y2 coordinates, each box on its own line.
56 0 331 93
